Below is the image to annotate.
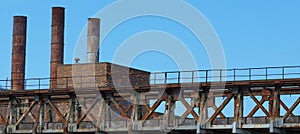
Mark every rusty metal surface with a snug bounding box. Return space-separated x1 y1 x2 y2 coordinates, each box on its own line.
50 7 65 89
0 85 299 133
87 18 100 63
11 16 27 91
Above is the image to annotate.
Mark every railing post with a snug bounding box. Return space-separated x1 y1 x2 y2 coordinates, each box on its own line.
178 72 181 84
154 73 156 85
164 72 167 85
38 79 41 90
24 79 26 90
282 67 285 80
205 70 208 83
249 68 252 81
266 68 268 81
192 71 194 85
50 78 53 91
220 70 222 82
233 69 236 82
6 78 8 90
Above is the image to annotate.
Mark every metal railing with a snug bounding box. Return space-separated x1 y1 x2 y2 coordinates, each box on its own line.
1 66 300 90
150 66 300 85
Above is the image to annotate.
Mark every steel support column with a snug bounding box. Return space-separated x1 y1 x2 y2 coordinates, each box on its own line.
163 95 175 129
67 95 76 132
197 90 208 134
270 85 283 133
95 98 106 132
232 87 244 133
33 97 42 134
129 93 145 133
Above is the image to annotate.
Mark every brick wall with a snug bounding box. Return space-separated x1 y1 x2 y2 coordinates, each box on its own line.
56 62 150 89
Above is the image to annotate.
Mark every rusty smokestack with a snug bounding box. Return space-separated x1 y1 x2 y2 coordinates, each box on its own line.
50 7 65 89
87 18 100 63
11 16 27 91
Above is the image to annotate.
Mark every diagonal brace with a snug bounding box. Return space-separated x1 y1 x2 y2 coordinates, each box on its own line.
283 97 300 120
249 93 271 117
208 94 233 123
110 98 130 119
142 99 163 124
181 99 199 121
15 101 35 126
76 97 100 125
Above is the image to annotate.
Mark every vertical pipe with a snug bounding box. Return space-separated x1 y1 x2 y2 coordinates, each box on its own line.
50 7 65 89
87 18 100 63
11 16 27 91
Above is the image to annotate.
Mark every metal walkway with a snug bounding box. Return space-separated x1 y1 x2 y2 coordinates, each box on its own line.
0 66 300 134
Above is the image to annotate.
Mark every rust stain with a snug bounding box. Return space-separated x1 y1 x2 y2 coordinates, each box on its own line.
11 16 27 91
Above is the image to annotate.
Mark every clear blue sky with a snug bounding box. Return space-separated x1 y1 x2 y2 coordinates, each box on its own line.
1 0 300 80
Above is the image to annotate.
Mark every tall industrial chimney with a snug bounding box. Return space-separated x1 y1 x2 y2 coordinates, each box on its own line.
87 18 100 63
11 16 27 91
50 7 65 89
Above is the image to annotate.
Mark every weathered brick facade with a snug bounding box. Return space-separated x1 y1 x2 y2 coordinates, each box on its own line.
56 62 150 89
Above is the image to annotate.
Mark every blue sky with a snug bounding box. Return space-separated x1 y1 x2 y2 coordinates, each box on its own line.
1 0 300 80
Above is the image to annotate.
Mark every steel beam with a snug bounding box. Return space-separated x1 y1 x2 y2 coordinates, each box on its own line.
110 97 130 119
1 77 300 133
208 94 233 123
232 87 243 133
197 90 208 134
283 97 300 120
15 101 35 126
33 99 42 134
181 98 198 121
249 93 271 117
76 97 100 125
142 93 165 123
280 100 295 117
